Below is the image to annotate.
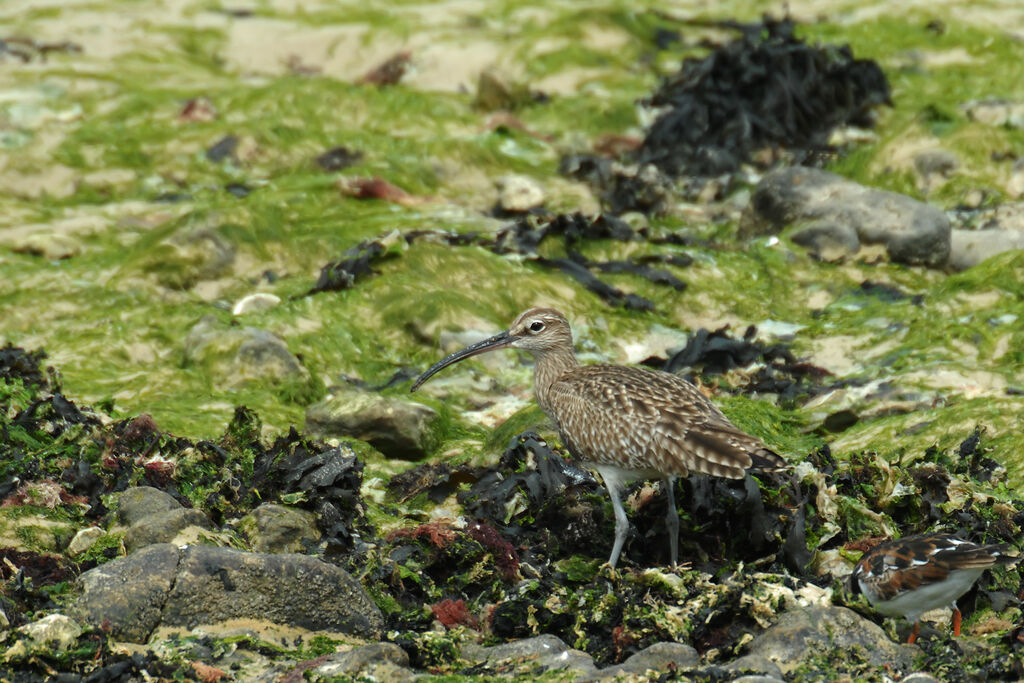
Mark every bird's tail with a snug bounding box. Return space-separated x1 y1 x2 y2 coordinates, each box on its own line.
749 447 787 472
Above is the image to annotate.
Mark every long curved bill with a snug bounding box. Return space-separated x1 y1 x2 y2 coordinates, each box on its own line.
410 330 513 392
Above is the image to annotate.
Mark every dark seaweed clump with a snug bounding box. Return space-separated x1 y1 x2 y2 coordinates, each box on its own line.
310 213 696 310
638 15 892 177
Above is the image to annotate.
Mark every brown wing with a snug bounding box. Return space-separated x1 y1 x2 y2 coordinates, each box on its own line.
547 364 783 478
854 533 1012 601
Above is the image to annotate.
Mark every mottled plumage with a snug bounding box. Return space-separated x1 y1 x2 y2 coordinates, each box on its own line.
851 533 1016 643
411 307 785 567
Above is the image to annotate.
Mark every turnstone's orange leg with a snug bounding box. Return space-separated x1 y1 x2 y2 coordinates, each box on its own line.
907 621 920 644
952 607 963 636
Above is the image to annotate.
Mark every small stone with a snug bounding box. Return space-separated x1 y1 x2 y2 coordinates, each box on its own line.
721 654 785 679
1007 160 1024 199
913 149 958 178
18 614 83 652
964 99 1024 128
789 220 862 262
238 503 320 554
314 643 415 682
475 68 532 111
67 526 106 557
10 232 82 260
594 641 699 680
305 387 438 460
464 634 598 678
124 507 213 552
232 292 281 316
144 226 236 290
497 174 545 212
962 188 986 208
949 229 1024 271
117 486 182 526
185 315 311 388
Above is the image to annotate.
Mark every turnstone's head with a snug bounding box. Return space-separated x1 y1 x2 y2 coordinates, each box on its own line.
850 533 1017 643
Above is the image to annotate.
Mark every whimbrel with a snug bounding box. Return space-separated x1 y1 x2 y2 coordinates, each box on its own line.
411 307 786 568
850 533 1017 643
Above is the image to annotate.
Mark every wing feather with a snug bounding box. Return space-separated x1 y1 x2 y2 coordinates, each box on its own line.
545 364 782 477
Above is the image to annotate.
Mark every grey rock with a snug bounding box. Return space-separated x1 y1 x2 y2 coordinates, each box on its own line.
118 486 182 526
238 503 321 554
73 544 384 642
464 634 598 678
949 228 1024 271
306 387 437 460
124 507 212 552
185 315 310 387
913 149 958 178
746 605 916 676
732 677 786 683
72 543 180 642
591 641 698 680
741 167 950 266
313 643 415 682
162 545 383 638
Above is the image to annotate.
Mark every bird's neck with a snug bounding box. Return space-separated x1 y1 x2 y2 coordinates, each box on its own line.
533 346 579 418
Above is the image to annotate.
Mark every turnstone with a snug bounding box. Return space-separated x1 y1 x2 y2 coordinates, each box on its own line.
850 533 1017 643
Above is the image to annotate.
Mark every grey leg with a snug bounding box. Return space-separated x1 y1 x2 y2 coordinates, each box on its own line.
596 466 630 568
664 476 679 566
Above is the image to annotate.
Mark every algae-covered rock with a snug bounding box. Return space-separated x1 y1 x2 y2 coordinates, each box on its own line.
238 503 321 554
311 643 415 682
184 315 314 393
161 545 383 639
72 543 179 642
596 641 699 679
73 543 384 642
305 387 438 460
66 526 106 557
123 507 213 552
462 634 599 679
745 605 917 676
142 225 235 290
117 486 183 526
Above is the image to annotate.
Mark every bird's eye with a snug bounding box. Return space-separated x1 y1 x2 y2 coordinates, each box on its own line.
529 321 545 333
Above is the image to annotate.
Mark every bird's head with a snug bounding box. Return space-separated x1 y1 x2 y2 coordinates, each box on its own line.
410 307 572 391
